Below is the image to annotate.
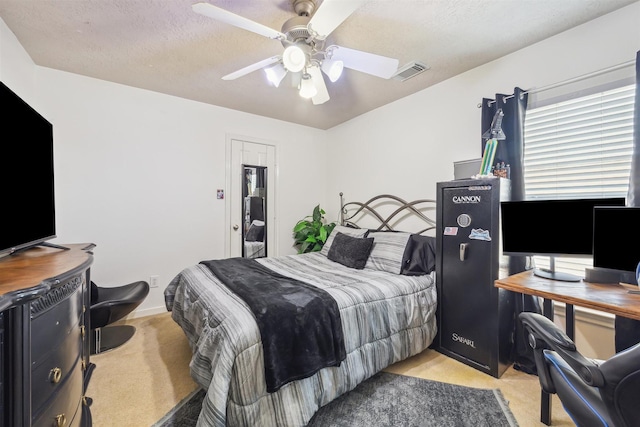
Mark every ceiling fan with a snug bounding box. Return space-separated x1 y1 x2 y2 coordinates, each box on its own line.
192 0 400 105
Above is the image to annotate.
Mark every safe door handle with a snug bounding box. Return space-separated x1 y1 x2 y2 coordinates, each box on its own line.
460 243 468 261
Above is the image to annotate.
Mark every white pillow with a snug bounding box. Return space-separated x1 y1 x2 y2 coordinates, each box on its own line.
365 231 412 274
320 225 368 256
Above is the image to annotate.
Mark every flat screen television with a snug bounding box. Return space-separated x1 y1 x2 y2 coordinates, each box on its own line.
0 81 60 256
593 207 640 274
500 197 626 281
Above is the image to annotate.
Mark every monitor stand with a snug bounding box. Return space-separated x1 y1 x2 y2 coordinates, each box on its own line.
10 241 70 256
533 256 582 282
39 242 70 251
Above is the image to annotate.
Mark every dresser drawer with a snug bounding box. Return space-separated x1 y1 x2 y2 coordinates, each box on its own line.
32 356 83 427
31 319 83 413
31 279 84 365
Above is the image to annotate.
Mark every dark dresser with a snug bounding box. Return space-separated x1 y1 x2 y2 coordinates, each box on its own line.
0 244 95 427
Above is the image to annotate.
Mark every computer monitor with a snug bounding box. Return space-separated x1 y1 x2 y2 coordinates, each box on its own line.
593 206 640 277
501 197 626 281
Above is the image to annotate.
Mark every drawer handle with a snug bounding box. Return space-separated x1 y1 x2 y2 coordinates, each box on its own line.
49 367 62 384
55 413 66 427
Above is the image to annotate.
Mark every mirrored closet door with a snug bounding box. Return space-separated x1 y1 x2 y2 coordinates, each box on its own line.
242 165 267 258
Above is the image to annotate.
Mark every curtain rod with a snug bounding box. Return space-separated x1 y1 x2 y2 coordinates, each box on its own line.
477 58 636 108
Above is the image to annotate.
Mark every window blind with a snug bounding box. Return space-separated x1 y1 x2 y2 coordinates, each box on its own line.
523 84 636 276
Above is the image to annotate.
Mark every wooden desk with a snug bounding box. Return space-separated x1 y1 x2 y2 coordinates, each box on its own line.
495 270 640 320
495 270 640 425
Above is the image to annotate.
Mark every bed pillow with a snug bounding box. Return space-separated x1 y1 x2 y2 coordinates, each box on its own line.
365 231 412 274
327 233 374 269
245 220 265 242
401 234 436 275
320 225 368 256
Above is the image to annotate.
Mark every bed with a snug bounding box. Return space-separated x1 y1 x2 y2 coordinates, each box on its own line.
164 194 438 426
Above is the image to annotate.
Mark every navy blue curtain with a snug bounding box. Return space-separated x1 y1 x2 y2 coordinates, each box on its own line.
616 51 640 352
482 87 541 374
481 87 528 276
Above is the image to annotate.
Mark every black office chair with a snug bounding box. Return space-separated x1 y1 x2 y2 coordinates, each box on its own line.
90 280 150 354
519 312 640 427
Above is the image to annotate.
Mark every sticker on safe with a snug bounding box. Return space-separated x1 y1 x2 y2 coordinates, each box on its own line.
444 227 458 236
469 228 492 241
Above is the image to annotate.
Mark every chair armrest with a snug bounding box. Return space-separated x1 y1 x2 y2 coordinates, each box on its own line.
519 312 605 388
520 311 576 350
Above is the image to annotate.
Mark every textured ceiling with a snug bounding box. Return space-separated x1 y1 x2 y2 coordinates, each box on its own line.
0 0 636 129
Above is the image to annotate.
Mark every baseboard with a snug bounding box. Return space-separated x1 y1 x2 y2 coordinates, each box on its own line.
125 305 168 320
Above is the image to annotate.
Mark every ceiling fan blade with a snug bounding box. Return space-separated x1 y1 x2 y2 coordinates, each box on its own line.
308 66 330 105
222 56 281 80
307 0 369 40
329 45 399 79
192 2 285 40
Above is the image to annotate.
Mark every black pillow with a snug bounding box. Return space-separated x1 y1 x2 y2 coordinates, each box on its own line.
401 234 436 275
245 224 265 242
327 232 374 270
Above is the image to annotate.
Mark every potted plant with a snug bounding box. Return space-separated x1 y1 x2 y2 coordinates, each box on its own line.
292 205 336 253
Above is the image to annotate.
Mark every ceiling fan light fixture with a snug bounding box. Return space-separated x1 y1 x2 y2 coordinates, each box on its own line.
321 58 343 82
192 1 401 107
299 74 317 98
264 63 287 87
282 45 306 72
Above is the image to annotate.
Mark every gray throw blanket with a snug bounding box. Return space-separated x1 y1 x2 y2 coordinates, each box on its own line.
200 257 346 393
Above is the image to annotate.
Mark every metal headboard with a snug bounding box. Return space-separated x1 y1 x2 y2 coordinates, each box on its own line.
339 192 437 235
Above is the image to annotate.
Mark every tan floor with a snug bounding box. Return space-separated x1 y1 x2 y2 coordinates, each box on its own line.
87 312 575 427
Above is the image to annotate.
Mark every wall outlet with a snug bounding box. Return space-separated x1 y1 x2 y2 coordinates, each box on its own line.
149 275 159 288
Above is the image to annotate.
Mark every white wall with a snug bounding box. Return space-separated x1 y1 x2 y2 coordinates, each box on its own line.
41 72 329 314
0 18 327 315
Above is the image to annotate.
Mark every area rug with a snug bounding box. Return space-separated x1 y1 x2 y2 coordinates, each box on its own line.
153 372 519 427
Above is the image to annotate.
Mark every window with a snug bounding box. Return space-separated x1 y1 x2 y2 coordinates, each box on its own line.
523 83 636 277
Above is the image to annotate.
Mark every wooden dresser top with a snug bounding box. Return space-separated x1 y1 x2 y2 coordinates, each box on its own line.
0 244 94 297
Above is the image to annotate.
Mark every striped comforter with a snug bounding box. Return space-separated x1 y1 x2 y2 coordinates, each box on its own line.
164 252 437 427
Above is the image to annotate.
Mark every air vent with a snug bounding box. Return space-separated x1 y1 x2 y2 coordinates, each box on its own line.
391 61 430 82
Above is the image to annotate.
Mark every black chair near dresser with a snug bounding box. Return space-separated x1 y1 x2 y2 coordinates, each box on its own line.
89 280 149 354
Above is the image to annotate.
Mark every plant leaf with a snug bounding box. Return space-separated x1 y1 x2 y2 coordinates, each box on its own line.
319 226 328 242
312 205 322 222
293 222 310 233
292 204 337 253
